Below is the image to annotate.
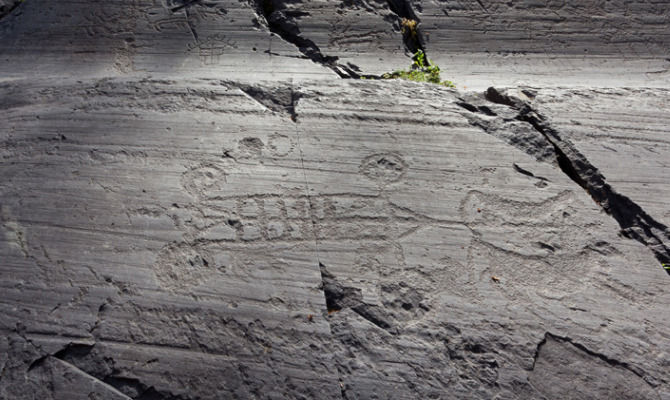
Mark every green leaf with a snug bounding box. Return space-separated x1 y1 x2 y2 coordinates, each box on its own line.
380 50 455 87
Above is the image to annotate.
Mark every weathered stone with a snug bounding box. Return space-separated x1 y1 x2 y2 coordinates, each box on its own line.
1 1 669 399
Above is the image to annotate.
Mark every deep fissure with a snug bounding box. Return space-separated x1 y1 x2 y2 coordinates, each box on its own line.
386 0 426 55
232 82 301 121
249 0 362 78
319 262 394 331
480 88 670 274
247 0 432 79
43 342 190 400
0 0 23 21
533 332 651 384
170 0 201 13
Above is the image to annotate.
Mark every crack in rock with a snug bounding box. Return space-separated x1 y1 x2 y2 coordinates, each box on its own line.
457 87 670 275
319 262 394 331
25 349 133 400
230 81 301 122
0 0 22 21
244 0 433 78
337 0 427 66
26 342 190 400
385 0 425 54
533 333 645 378
169 0 201 13
247 0 361 78
531 332 660 398
455 95 558 163
340 0 428 61
513 162 548 181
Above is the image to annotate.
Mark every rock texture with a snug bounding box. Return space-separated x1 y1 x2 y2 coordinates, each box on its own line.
421 0 670 88
1 1 669 399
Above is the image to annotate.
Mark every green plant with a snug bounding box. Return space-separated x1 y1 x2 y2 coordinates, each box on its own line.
379 50 455 88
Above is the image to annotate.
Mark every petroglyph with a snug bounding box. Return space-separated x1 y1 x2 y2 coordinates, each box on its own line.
237 137 265 159
3 0 670 396
170 193 430 246
0 205 28 258
328 25 388 50
154 156 430 291
153 242 219 292
165 156 622 306
460 190 614 302
267 133 295 157
114 39 136 74
360 152 407 184
460 190 585 256
82 4 143 37
181 162 227 199
187 34 237 65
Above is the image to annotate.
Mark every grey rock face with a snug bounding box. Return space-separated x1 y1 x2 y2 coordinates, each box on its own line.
0 1 21 18
1 1 669 400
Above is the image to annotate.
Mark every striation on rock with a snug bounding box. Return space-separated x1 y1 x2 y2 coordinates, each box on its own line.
1 1 670 399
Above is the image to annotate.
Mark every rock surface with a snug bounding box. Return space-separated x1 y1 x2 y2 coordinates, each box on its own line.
1 1 669 399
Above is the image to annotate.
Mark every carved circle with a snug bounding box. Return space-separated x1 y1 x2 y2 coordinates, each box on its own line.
181 162 226 199
267 133 294 157
153 242 215 292
360 153 407 184
237 137 264 158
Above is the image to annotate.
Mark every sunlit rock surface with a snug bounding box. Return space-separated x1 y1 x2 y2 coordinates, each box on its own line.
1 1 669 399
